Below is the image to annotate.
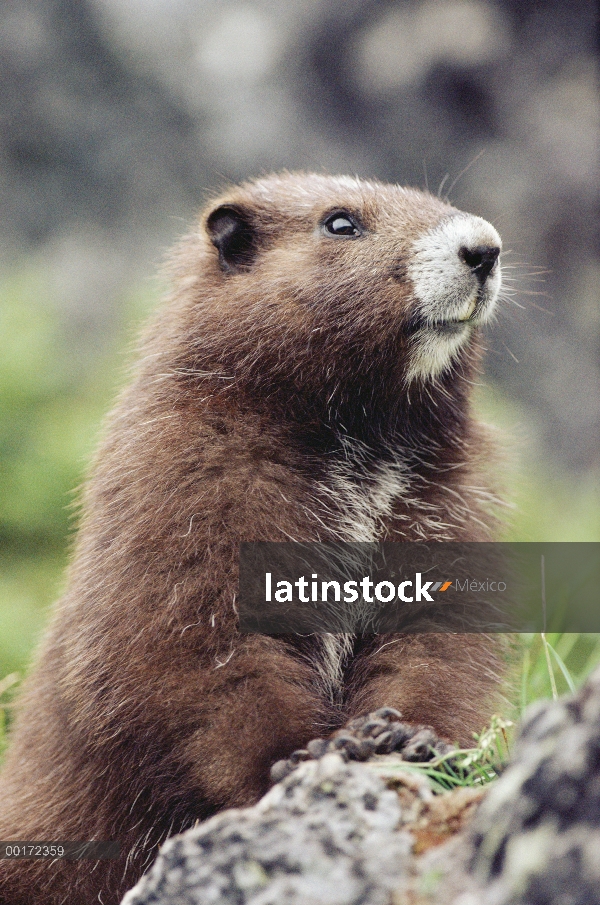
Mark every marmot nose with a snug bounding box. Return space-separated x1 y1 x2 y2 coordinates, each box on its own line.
459 245 500 284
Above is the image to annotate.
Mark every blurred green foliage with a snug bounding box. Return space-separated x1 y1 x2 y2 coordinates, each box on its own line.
519 632 600 709
476 384 600 544
0 267 599 719
0 266 156 678
475 387 600 709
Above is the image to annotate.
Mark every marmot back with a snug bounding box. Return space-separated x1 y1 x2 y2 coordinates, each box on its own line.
0 173 504 905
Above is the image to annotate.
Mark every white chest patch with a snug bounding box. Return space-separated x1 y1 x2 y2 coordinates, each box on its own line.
312 440 410 704
318 438 410 543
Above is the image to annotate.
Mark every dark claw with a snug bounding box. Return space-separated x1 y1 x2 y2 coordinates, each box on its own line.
332 734 363 759
289 748 310 764
372 707 403 721
371 729 394 754
360 719 390 738
402 728 440 762
388 725 412 751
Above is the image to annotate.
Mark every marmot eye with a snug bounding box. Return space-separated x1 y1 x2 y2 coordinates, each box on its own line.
323 213 361 237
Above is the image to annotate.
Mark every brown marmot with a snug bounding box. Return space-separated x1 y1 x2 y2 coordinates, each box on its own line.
0 173 504 904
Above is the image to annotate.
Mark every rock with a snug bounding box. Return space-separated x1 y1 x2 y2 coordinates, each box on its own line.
122 667 600 905
452 666 600 905
121 753 412 905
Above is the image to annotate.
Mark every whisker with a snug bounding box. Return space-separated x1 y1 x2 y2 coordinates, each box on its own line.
521 299 555 315
500 341 520 363
445 149 486 200
514 288 552 298
498 294 526 310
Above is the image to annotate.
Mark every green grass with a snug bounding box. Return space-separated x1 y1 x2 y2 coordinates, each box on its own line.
520 632 600 707
370 714 514 792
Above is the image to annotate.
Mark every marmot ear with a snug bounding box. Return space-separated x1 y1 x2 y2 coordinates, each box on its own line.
206 204 258 273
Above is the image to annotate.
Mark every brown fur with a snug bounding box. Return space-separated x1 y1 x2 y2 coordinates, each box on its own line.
0 173 504 904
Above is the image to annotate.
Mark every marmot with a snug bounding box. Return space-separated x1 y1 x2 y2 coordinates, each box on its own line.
0 173 504 904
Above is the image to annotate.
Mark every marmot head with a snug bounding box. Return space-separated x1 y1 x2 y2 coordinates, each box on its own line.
167 173 501 439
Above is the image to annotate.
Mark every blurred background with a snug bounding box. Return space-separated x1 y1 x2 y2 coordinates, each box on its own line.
0 0 598 685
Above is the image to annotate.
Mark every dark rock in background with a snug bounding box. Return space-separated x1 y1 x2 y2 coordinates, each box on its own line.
0 0 598 468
